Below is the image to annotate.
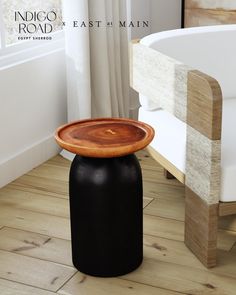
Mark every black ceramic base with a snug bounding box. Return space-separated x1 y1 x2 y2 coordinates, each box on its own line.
69 154 143 277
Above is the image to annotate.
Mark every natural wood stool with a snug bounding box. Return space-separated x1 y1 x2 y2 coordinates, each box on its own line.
55 118 154 277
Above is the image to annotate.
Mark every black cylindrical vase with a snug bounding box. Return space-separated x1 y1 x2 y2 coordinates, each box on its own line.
69 154 143 277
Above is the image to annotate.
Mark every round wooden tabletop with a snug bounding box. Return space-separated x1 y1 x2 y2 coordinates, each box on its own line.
55 118 154 158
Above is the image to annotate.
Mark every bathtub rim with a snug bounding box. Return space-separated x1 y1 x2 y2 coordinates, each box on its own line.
140 24 236 47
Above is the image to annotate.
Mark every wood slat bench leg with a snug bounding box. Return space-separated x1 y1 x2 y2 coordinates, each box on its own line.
184 187 218 268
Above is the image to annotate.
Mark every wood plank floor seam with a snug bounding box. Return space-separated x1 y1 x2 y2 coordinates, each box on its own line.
0 246 73 268
0 270 73 292
0 249 76 291
0 205 70 221
0 226 71 242
0 279 56 295
144 212 184 223
1 152 236 294
143 199 154 209
119 277 188 295
6 185 68 200
143 233 185 244
0 277 57 294
0 248 75 269
229 241 236 252
124 256 236 292
144 180 182 188
6 185 68 198
55 271 78 293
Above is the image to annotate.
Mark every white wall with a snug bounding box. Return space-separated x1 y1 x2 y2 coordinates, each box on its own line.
0 50 67 187
130 0 182 39
150 0 182 33
130 0 151 39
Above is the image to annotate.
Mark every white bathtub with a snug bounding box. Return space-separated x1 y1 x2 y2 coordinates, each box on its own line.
138 25 236 202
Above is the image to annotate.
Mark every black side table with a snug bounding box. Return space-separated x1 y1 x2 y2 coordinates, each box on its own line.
55 118 154 277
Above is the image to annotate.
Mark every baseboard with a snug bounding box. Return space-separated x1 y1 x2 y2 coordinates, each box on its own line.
60 149 75 161
0 135 60 188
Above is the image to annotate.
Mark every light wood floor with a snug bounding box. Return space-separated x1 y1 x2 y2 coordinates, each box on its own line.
0 150 236 294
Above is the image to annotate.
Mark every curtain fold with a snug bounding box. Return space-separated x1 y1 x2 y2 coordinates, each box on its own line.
62 0 92 121
63 0 135 122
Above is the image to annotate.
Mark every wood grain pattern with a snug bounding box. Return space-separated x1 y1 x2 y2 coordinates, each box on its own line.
124 257 236 295
185 187 218 268
185 0 236 27
58 273 181 295
186 125 221 205
28 163 69 182
218 230 236 252
147 146 185 184
1 153 236 293
144 234 236 272
0 206 70 240
0 227 72 266
164 169 176 180
220 214 236 232
230 242 236 255
144 179 184 200
0 187 69 218
143 197 154 209
0 250 75 292
144 196 185 222
131 41 189 122
144 192 236 252
187 70 222 140
144 235 203 269
142 169 183 187
219 202 236 217
0 279 55 295
144 215 184 242
10 174 68 199
55 118 154 158
186 70 222 208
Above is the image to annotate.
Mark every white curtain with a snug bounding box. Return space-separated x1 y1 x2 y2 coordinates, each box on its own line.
62 0 91 121
62 0 135 122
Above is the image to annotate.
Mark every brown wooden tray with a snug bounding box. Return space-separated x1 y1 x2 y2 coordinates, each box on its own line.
55 118 154 158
